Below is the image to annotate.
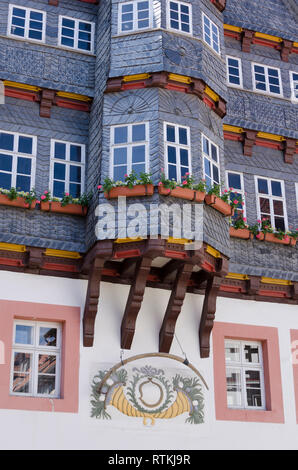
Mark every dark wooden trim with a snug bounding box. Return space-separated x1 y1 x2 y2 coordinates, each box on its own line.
39 89 56 118
199 275 222 358
242 29 254 53
243 130 257 156
281 40 293 62
210 0 226 12
159 263 193 353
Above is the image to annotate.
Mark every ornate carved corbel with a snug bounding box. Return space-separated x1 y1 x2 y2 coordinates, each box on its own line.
39 89 56 118
215 97 227 118
26 247 44 272
243 130 257 156
283 138 296 164
148 72 168 88
247 275 260 297
199 275 222 358
241 29 254 53
189 79 205 100
280 40 293 62
159 263 194 353
83 241 114 347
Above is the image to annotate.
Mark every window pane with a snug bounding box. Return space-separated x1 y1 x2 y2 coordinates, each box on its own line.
243 344 261 364
17 157 31 175
61 37 74 47
70 165 81 183
114 147 127 165
30 11 43 21
62 27 74 38
258 178 268 194
168 164 177 180
114 166 127 181
38 354 56 375
275 217 285 231
168 146 176 164
213 164 219 184
225 342 241 363
18 136 33 154
114 127 128 144
15 325 33 345
53 180 65 198
70 145 82 162
16 175 30 192
39 327 57 347
245 370 262 407
273 200 283 216
0 154 12 172
69 183 81 198
260 197 270 214
54 162 66 180
211 144 218 162
78 41 91 51
0 172 11 189
79 22 91 32
228 173 241 190
132 145 145 163
0 133 14 151
271 181 282 197
202 137 209 155
166 125 175 143
62 18 75 28
226 368 242 407
178 127 187 145
37 375 56 395
132 163 145 176
132 124 145 142
13 7 26 18
204 158 211 177
54 142 66 160
28 29 42 40
180 149 188 167
13 352 32 373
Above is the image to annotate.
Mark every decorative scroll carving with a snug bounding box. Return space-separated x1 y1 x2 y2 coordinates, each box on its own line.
83 241 114 347
199 275 222 358
159 263 194 353
121 256 153 349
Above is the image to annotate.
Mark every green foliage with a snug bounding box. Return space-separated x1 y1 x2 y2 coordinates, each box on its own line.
172 374 204 424
90 369 128 420
126 373 174 415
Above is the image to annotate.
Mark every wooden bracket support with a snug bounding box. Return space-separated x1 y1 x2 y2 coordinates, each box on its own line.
26 247 44 272
83 241 113 347
199 275 222 358
39 89 56 118
241 29 254 53
159 263 194 353
283 138 296 164
281 40 293 62
243 130 257 156
210 0 226 12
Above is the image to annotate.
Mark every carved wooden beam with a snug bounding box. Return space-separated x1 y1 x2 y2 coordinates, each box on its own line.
283 138 296 164
39 89 56 118
210 0 226 12
159 263 193 353
243 130 257 156
120 256 153 349
199 275 222 358
159 259 184 282
83 241 113 346
26 247 44 272
281 40 293 62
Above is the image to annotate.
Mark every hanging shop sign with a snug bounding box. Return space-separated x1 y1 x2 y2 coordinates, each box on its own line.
90 353 208 426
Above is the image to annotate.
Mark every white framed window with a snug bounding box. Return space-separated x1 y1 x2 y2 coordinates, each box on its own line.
8 4 46 42
0 131 36 192
50 140 85 198
202 13 220 54
225 340 266 410
202 134 220 190
10 320 61 398
252 63 283 96
290 71 298 102
167 0 192 35
164 122 191 182
118 0 152 33
226 56 243 88
110 123 149 180
58 16 95 53
226 171 246 218
255 176 288 231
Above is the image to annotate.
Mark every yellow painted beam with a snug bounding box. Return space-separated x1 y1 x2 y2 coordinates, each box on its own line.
56 91 92 102
206 245 221 258
114 237 144 243
45 249 81 259
254 32 282 43
294 42 298 48
167 237 193 244
122 74 150 82
168 73 192 84
224 24 243 33
204 86 219 102
226 273 249 280
0 242 26 253
223 124 243 134
4 81 41 92
261 277 292 286
257 132 285 142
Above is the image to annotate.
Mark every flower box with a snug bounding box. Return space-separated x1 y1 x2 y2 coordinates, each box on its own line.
104 184 154 199
204 194 233 216
255 232 265 241
40 201 87 216
158 185 204 202
229 227 253 240
264 232 296 246
0 194 37 210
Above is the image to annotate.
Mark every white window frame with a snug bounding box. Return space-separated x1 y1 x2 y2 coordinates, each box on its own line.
166 0 193 36
254 175 288 231
290 71 298 102
110 122 150 180
226 56 243 88
58 15 95 54
10 320 62 398
50 139 86 198
202 12 220 55
252 62 283 97
225 339 266 411
163 122 191 182
202 134 220 189
225 170 246 218
7 4 46 43
118 0 153 34
0 130 36 191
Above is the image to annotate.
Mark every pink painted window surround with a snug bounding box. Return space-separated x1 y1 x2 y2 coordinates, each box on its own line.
212 322 284 423
0 299 80 413
290 330 298 423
